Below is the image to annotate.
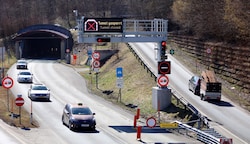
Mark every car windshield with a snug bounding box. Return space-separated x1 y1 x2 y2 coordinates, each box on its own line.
32 85 48 90
20 72 31 75
72 107 92 115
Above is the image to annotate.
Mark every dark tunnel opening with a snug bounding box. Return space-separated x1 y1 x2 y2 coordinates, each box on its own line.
22 38 61 59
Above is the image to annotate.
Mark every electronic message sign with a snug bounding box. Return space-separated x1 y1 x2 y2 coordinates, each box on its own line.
84 18 123 33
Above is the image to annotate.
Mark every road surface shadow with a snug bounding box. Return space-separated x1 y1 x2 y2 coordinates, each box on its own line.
109 125 171 133
208 100 233 107
72 129 99 133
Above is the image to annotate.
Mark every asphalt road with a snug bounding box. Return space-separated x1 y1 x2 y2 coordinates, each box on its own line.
1 59 201 144
129 42 250 144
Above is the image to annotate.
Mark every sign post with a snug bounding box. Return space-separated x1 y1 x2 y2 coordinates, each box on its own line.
2 76 14 111
92 51 101 88
15 96 24 124
116 67 123 102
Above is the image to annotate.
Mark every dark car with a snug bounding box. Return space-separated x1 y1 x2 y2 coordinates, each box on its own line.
188 75 201 95
62 103 96 131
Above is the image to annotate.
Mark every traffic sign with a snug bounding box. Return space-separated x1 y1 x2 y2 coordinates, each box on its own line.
158 61 171 74
84 19 98 31
146 117 156 128
160 122 178 128
2 76 14 89
206 48 212 54
170 49 175 55
92 52 100 60
220 138 232 144
92 60 100 68
116 67 123 78
116 78 124 88
15 97 24 107
87 47 92 56
157 75 169 87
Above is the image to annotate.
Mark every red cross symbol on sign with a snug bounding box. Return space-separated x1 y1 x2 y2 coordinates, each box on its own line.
85 19 98 31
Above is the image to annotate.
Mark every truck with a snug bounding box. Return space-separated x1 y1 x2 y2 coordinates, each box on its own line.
189 70 221 101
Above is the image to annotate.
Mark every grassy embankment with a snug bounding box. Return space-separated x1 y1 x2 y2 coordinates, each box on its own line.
79 43 195 123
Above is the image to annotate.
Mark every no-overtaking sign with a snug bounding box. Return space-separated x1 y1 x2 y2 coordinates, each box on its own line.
2 76 14 89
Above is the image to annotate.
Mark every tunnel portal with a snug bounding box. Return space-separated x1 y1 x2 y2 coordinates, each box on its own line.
13 24 73 60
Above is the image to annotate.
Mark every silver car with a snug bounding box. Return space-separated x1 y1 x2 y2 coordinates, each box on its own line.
188 75 201 95
17 71 33 83
16 60 28 69
28 84 50 101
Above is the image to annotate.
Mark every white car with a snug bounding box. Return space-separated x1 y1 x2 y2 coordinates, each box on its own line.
17 71 33 83
16 60 28 69
28 84 50 101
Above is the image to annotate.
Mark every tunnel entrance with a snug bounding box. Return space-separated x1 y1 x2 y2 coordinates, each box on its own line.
13 24 73 60
23 38 61 59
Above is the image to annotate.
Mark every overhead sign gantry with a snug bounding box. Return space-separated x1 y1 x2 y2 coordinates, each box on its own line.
77 17 171 110
77 17 168 43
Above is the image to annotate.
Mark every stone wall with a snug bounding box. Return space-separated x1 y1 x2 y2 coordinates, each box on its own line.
168 34 250 94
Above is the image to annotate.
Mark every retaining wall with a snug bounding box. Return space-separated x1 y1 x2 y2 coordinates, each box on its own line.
168 34 250 94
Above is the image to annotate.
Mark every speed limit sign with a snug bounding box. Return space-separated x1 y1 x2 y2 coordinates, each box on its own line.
2 76 14 89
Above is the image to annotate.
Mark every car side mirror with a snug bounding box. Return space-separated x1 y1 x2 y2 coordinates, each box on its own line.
92 113 95 115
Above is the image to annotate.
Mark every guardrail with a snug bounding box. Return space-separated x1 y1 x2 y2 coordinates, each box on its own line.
126 43 229 144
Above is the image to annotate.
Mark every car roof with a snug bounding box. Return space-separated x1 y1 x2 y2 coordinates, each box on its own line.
32 83 46 86
68 103 89 108
17 60 27 62
19 71 31 73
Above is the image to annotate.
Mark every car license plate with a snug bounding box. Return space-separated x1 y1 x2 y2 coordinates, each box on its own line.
81 124 89 127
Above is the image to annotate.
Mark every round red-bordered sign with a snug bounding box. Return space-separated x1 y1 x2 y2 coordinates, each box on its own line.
157 75 169 87
158 61 171 74
146 117 156 128
92 60 100 68
92 52 100 60
2 76 14 89
15 97 24 107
